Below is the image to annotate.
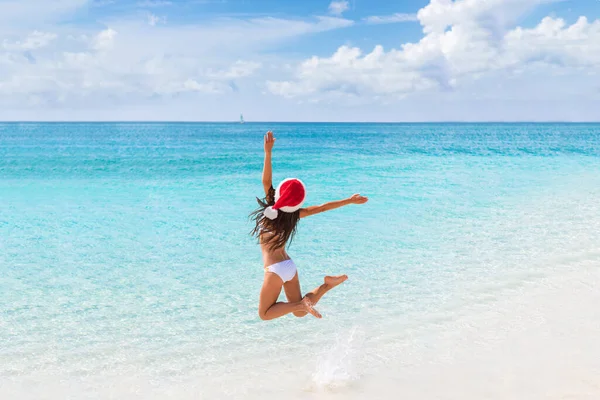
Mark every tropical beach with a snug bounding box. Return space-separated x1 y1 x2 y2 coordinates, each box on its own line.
1 122 599 399
2 0 600 398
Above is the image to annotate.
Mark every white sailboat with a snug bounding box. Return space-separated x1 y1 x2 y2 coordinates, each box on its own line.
240 113 245 124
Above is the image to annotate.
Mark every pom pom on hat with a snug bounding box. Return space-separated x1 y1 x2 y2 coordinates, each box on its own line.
263 206 279 220
263 178 306 220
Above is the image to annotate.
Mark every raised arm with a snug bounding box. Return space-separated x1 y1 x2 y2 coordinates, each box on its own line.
300 194 368 218
262 131 275 195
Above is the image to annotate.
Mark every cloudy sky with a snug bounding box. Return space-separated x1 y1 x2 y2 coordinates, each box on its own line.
0 0 599 121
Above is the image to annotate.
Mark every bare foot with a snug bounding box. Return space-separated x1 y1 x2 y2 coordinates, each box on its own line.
324 275 348 288
301 297 322 319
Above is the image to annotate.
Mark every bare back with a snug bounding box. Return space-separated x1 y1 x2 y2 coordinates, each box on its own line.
259 185 294 266
260 231 291 267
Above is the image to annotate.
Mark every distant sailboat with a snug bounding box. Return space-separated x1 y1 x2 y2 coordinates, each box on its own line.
240 113 245 124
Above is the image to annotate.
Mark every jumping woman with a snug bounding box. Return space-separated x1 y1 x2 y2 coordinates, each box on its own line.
251 131 368 321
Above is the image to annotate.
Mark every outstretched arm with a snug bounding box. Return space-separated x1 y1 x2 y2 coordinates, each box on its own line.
262 131 275 195
300 194 368 218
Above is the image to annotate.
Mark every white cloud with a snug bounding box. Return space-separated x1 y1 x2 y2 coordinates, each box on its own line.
364 13 418 25
183 79 227 94
417 0 553 34
267 45 439 99
93 0 115 6
268 0 600 100
137 0 172 7
147 13 166 26
504 16 600 68
206 60 262 79
2 31 57 51
0 14 348 106
92 28 117 51
328 1 349 16
0 0 90 27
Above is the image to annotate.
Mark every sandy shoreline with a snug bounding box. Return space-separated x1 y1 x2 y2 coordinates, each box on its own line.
2 264 598 399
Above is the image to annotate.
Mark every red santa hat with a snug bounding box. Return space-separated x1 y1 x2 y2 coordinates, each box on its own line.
263 178 306 220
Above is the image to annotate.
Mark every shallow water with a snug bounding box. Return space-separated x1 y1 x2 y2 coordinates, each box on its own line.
1 122 599 399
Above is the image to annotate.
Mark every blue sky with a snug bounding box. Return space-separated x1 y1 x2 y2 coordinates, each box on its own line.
0 0 599 121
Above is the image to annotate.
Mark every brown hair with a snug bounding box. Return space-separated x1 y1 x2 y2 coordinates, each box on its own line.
250 186 300 250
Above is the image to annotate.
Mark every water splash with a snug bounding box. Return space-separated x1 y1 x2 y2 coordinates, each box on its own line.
311 326 365 390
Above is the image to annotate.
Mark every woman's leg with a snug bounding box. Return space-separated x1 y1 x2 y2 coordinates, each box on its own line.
306 275 348 304
284 273 348 318
259 272 321 320
283 273 308 318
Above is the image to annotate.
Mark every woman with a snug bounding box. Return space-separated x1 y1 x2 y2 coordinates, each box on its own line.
251 131 368 321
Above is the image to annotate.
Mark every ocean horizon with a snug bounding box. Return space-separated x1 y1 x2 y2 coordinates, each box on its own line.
1 122 599 399
1 121 599 124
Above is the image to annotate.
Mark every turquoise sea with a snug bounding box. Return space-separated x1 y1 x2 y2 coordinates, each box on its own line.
1 123 600 399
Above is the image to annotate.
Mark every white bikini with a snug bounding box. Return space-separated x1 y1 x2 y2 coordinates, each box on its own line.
265 259 297 283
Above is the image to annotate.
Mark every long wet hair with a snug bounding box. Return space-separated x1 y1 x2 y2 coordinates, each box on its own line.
250 186 300 250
